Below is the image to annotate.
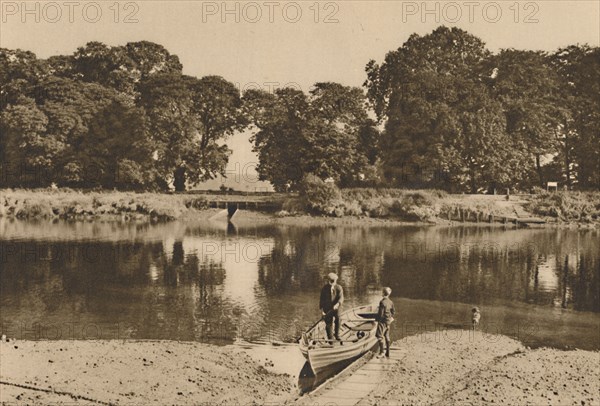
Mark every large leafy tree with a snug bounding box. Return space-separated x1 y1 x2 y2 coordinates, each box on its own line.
484 50 563 187
70 41 183 96
49 77 154 188
139 74 245 191
307 83 379 186
573 47 600 189
244 83 378 191
432 80 518 192
1 43 249 191
0 48 51 112
80 99 153 189
1 77 154 188
365 27 489 123
243 87 309 191
552 45 600 189
189 75 248 178
0 97 51 186
365 26 522 191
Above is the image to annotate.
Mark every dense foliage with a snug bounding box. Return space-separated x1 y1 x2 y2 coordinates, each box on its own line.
365 26 599 192
1 27 598 192
0 42 244 190
243 83 379 191
527 190 600 223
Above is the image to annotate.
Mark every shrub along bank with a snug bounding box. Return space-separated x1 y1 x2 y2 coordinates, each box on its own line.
0 189 208 221
526 190 600 223
285 175 600 225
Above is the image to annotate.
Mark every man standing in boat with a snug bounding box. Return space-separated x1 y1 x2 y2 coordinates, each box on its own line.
319 272 344 342
376 287 395 358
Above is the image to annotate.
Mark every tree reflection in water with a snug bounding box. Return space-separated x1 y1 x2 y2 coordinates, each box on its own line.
0 222 598 349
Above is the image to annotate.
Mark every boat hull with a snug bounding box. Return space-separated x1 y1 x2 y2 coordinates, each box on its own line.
299 305 379 374
305 336 378 374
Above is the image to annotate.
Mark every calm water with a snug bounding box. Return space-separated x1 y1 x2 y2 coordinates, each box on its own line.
1 218 599 351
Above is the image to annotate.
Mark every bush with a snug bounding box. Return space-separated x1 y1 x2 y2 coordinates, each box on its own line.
184 197 208 210
282 197 305 214
115 159 150 190
298 174 342 215
0 189 205 221
340 199 363 216
336 188 442 220
17 200 55 218
528 191 600 222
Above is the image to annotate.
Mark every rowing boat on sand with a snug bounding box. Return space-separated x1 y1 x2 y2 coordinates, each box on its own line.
299 305 378 374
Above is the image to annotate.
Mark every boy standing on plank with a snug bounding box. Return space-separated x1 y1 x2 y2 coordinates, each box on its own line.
376 287 395 358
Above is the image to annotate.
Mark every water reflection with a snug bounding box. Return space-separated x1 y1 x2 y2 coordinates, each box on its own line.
1 218 598 349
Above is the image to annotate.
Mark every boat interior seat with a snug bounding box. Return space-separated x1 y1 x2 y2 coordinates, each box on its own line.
343 321 375 332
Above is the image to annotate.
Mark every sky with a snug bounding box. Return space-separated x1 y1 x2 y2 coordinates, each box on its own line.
2 0 599 190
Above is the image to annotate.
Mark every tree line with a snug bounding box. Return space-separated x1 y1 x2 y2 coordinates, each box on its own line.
365 27 599 192
1 27 598 192
0 41 245 191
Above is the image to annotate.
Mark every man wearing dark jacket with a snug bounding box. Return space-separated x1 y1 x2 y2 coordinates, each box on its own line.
319 272 344 341
376 287 395 358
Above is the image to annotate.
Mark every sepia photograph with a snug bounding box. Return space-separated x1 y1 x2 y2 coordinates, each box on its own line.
1 1 599 405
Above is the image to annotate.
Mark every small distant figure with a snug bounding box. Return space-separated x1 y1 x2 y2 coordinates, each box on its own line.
472 307 481 329
376 287 395 358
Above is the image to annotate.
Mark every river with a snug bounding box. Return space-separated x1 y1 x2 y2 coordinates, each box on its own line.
1 218 598 351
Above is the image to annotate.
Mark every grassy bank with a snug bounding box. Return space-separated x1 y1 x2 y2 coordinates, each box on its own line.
0 189 210 221
3 188 599 226
281 182 600 226
527 190 600 224
283 187 547 224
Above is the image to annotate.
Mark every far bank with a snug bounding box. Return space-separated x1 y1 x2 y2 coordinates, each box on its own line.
1 188 599 227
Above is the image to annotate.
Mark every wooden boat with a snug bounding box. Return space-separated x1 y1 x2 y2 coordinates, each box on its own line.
299 305 378 374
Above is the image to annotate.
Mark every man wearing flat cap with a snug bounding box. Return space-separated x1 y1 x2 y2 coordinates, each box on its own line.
319 272 344 342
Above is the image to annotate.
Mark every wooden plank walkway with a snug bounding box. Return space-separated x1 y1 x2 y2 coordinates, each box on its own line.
512 205 546 225
299 347 407 406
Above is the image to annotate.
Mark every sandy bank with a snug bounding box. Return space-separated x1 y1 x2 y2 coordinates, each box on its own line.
0 340 295 405
1 332 598 405
357 331 599 406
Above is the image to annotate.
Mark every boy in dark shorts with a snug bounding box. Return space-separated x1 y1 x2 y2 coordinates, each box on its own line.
376 287 395 358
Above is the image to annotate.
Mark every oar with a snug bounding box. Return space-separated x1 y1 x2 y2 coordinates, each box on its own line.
296 309 336 342
308 309 336 332
235 338 296 347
